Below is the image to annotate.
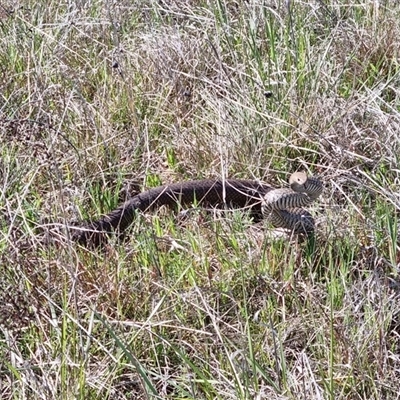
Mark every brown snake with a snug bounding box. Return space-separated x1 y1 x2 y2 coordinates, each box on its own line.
73 172 322 247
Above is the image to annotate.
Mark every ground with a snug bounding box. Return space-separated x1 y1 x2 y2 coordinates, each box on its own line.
1 1 400 399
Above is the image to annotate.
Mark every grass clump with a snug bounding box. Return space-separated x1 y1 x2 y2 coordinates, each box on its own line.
1 1 400 399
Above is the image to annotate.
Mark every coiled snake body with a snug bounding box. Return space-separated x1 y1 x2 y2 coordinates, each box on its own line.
75 172 322 247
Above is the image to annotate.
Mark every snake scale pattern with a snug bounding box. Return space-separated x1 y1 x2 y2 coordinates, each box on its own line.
74 172 322 247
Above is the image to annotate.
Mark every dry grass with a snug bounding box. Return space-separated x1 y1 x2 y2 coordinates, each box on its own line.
1 1 400 399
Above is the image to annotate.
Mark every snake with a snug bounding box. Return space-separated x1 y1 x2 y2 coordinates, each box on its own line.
73 172 322 247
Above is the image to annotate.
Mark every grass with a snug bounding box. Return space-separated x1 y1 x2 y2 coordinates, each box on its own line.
1 0 400 399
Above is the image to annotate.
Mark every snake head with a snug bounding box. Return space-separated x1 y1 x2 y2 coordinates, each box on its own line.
289 172 323 199
289 172 308 193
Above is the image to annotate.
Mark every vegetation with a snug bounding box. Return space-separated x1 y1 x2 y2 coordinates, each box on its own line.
1 1 400 399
